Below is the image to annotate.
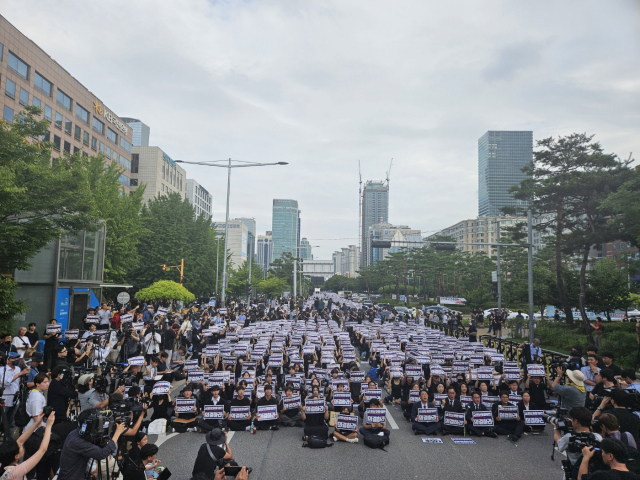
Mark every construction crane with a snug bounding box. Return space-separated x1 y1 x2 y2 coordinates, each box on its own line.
385 158 393 186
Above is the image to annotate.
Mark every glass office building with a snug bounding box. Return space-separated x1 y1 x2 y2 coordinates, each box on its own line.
361 181 389 266
122 117 150 147
478 131 532 217
272 199 299 260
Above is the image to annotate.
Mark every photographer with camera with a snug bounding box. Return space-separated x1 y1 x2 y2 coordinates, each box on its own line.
144 326 162 361
0 352 29 438
553 407 603 479
191 429 235 480
551 367 587 413
58 408 128 480
593 389 640 443
47 365 77 423
117 327 141 363
578 438 640 480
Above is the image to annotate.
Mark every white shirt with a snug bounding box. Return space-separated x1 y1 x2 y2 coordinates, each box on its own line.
0 365 21 406
581 365 601 392
144 333 162 354
82 330 96 339
97 308 111 326
12 336 31 358
25 389 46 429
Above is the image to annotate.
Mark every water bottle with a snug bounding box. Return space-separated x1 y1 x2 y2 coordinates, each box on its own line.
251 421 256 434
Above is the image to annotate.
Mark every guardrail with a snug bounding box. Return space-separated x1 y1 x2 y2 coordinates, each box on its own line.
425 320 467 339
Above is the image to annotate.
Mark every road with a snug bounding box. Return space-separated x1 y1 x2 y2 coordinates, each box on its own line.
149 400 566 480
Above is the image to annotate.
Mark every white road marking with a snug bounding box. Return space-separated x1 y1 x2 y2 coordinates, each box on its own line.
384 406 400 429
226 431 235 442
154 432 179 446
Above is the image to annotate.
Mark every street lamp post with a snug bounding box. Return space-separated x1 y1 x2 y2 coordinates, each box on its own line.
215 234 222 295
175 158 288 307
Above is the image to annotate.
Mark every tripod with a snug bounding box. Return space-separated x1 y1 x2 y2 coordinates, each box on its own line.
86 442 123 480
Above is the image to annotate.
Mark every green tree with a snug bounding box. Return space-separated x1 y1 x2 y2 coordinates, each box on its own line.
323 275 357 292
86 156 146 283
268 252 296 287
227 260 265 297
586 258 632 321
135 280 195 302
257 276 289 296
601 167 640 248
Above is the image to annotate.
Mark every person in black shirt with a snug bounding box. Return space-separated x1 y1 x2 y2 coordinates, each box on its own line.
25 323 39 350
192 429 233 480
601 352 623 377
578 438 640 480
411 390 441 436
466 392 497 437
47 365 77 423
227 387 252 431
524 373 549 410
440 386 465 435
492 392 525 442
255 384 279 430
122 443 159 480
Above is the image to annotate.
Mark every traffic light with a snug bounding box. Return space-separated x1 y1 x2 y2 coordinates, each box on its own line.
434 244 456 251
371 241 392 248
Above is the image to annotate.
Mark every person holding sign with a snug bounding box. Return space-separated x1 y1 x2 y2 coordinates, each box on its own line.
440 386 465 435
279 387 303 427
518 391 545 433
255 384 280 430
360 398 389 441
411 390 442 436
301 387 329 441
466 392 497 438
227 386 252 431
171 385 199 432
332 406 359 443
492 392 525 442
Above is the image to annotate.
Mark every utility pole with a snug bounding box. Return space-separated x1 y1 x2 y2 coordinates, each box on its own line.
247 238 253 302
527 210 535 342
496 220 502 308
161 259 185 286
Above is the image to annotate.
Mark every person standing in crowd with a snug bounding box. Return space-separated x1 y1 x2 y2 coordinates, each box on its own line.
596 414 637 450
0 352 29 438
601 352 623 377
192 429 234 479
550 367 586 412
43 319 61 367
122 443 161 480
47 365 77 423
514 311 525 338
12 327 30 358
24 323 39 352
593 317 605 350
25 373 49 430
97 302 111 330
553 407 602 474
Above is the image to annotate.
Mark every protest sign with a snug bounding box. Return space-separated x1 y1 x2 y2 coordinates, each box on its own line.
132 322 144 330
152 381 171 395
336 414 358 432
284 375 302 390
120 314 133 323
349 370 365 382
472 411 494 427
452 438 475 444
64 329 79 340
503 367 522 381
157 307 168 316
127 356 145 366
332 392 352 408
183 360 199 371
257 405 278 421
497 404 518 420
175 398 196 414
409 390 421 403
46 324 62 335
460 395 473 407
283 394 301 410
204 405 225 420
85 315 99 324
405 365 422 378
229 406 250 420
204 346 219 357
188 370 205 383
482 395 500 404
365 408 386 425
527 364 546 376
444 412 465 427
305 398 326 414
422 437 444 443
524 410 545 426
476 367 494 381
363 389 382 402
434 393 448 403
417 408 438 423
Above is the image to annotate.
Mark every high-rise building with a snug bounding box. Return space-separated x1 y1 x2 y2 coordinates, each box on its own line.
0 15 134 191
185 179 212 219
130 146 186 204
427 215 526 256
333 245 360 277
368 223 422 263
361 181 389 266
215 219 249 269
237 218 257 262
272 199 299 260
478 131 533 217
257 232 273 278
300 238 312 260
122 117 150 147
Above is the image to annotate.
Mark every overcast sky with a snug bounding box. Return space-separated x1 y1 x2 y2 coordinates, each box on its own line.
5 1 640 259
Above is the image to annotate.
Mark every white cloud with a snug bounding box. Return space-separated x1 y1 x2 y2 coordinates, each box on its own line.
3 0 639 258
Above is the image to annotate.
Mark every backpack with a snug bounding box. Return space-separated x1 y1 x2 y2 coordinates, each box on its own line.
363 434 389 451
302 435 332 449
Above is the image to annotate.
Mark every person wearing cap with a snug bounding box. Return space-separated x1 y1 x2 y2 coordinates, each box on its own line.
0 351 30 438
192 428 234 479
76 373 95 412
550 366 587 413
122 443 160 480
25 353 43 389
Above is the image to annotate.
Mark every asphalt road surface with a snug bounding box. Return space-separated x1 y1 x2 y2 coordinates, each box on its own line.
149 401 566 480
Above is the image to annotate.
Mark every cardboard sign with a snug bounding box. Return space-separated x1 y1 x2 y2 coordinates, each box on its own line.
46 324 62 334
472 411 494 427
204 346 219 357
283 394 301 410
204 405 225 420
120 314 133 323
349 370 365 382
451 438 475 444
422 437 444 443
64 329 79 339
417 408 438 423
434 393 448 403
503 367 522 381
497 404 518 420
443 411 465 427
127 356 145 366
305 398 326 414
363 389 382 402
184 360 199 371
336 414 358 432
257 405 278 421
332 392 352 407
284 375 302 390
175 398 197 414
85 315 100 324
188 370 205 383
460 395 473 407
524 410 545 426
152 381 171 395
527 364 546 376
365 408 386 425
409 390 421 403
476 367 493 381
405 365 422 378
207 371 230 386
229 406 250 420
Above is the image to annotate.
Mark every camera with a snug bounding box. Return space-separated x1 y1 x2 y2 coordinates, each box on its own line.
543 407 571 433
79 412 115 446
43 405 54 417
